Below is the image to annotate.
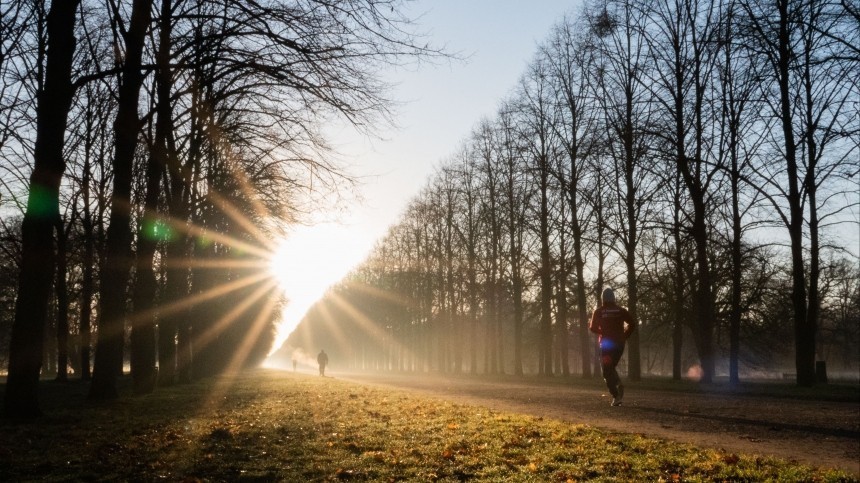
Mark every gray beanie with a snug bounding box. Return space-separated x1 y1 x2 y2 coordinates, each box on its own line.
602 287 615 304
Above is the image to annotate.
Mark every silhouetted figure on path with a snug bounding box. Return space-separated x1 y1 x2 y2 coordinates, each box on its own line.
590 288 636 406
292 358 297 372
317 349 329 376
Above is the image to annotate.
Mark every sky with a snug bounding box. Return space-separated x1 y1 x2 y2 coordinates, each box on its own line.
268 0 584 351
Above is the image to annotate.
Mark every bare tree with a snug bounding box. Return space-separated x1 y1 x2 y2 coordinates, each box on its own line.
496 104 530 376
451 150 481 374
473 118 504 374
53 202 79 382
517 58 558 375
127 0 176 394
587 0 654 381
740 0 859 386
71 76 115 382
641 0 723 383
4 0 81 418
89 0 154 401
712 0 773 384
544 15 602 377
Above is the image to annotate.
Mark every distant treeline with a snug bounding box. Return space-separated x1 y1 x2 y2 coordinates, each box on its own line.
282 0 859 384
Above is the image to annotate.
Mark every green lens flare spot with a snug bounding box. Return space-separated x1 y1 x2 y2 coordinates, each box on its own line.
142 219 175 242
27 184 57 218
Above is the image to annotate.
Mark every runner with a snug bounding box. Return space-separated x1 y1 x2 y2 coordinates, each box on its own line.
589 287 636 406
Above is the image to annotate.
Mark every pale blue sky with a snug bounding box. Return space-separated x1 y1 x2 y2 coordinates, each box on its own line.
348 0 585 236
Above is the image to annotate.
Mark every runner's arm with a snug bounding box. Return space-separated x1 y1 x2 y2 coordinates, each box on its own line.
589 309 601 335
623 310 636 340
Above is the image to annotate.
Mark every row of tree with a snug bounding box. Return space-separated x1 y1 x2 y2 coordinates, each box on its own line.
284 0 859 384
0 0 434 418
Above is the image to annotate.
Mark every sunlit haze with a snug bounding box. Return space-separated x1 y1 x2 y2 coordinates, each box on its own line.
269 222 373 350
268 0 583 354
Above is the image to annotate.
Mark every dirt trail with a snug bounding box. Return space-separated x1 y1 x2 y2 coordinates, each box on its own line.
339 372 860 476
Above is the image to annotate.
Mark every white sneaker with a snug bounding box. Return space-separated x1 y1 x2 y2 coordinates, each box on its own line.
611 385 624 406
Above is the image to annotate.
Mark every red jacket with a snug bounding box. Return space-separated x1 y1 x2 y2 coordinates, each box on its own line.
589 303 635 344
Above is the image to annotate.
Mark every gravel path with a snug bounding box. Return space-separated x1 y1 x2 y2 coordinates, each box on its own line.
339 372 860 476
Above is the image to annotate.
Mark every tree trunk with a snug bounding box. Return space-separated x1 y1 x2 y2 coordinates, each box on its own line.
801 10 821 386
90 0 154 400
688 194 716 384
722 6 744 386
55 218 70 382
538 162 553 376
177 315 193 383
570 209 590 378
129 147 160 394
160 141 186 386
3 0 80 418
555 267 570 376
728 107 743 385
130 0 174 393
79 108 95 381
512 266 523 376
623 118 641 382
625 253 641 380
677 116 716 385
773 0 813 386
672 189 684 381
592 167 608 376
729 184 742 385
468 248 477 375
616 40 641 381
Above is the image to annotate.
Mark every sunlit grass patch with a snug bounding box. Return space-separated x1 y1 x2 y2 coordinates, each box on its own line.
0 369 855 482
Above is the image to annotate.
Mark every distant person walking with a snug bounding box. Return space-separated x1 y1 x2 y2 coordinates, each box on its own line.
590 288 636 406
292 358 297 372
317 349 329 376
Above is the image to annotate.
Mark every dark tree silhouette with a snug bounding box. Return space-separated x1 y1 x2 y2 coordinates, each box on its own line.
90 0 154 401
4 0 81 419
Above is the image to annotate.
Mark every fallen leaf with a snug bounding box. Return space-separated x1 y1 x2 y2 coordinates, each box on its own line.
722 453 740 465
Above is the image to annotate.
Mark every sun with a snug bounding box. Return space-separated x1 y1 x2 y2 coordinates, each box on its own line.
268 225 359 297
266 223 372 351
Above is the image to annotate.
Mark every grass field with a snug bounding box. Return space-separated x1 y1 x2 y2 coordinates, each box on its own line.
1 369 856 482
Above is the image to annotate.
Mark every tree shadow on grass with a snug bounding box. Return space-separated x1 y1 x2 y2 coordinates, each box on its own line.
627 404 860 439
